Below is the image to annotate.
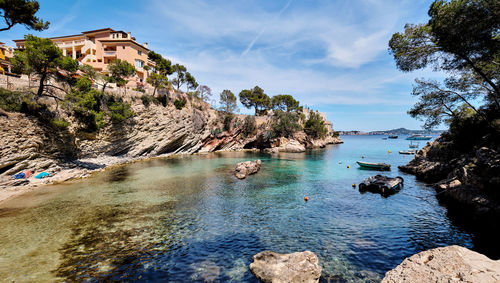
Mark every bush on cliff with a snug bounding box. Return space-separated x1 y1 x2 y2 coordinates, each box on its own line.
271 110 301 138
242 116 257 137
174 98 186 110
304 111 327 139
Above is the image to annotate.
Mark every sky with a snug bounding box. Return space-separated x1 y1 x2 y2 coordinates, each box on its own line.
0 0 448 131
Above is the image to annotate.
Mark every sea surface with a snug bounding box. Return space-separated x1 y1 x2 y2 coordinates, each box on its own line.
0 135 487 282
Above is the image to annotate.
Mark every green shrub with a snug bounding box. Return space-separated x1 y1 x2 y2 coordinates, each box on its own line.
174 98 186 110
223 113 233 131
242 115 257 137
108 101 134 123
50 118 70 129
271 110 301 138
156 95 168 107
304 111 327 138
140 95 153 107
0 88 26 112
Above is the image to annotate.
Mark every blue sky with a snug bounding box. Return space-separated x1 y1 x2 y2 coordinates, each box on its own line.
1 0 447 131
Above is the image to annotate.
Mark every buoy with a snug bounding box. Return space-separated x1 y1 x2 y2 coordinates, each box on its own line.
352 183 356 188
361 156 365 159
388 150 392 153
347 165 350 168
304 196 309 202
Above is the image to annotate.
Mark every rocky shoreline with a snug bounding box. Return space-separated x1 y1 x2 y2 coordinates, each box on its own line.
0 96 342 204
398 137 500 223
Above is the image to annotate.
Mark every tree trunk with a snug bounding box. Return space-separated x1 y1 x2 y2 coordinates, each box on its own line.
37 72 47 97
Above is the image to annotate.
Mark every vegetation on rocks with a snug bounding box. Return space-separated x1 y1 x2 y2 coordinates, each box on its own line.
174 98 186 110
304 111 328 139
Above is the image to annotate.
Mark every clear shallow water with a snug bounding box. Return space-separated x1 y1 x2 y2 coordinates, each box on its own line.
0 135 478 282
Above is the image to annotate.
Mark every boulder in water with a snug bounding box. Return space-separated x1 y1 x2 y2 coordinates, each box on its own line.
249 250 322 283
234 160 261 179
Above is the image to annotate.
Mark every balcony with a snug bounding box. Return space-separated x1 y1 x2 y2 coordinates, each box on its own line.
103 51 117 57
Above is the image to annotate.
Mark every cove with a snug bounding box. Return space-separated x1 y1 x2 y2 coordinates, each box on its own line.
0 136 484 282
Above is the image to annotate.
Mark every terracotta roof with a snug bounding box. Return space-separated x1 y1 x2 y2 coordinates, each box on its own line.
82 28 114 34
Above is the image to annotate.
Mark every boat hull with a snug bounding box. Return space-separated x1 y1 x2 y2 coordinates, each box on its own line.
356 161 391 171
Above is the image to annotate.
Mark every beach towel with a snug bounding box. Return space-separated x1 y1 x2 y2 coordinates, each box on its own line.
14 172 25 179
24 170 32 178
35 172 50 179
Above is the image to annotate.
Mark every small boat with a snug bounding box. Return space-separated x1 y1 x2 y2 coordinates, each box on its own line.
409 142 419 148
399 150 416 155
358 175 404 196
406 134 432 140
356 161 391 171
388 135 398 139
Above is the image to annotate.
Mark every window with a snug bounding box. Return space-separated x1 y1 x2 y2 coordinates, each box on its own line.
135 59 144 68
138 50 142 55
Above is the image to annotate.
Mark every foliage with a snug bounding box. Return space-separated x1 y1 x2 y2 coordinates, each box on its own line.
271 109 301 138
11 35 78 97
49 117 69 129
219 89 238 114
239 86 271 115
242 115 257 137
140 94 153 107
0 0 49 32
174 98 186 110
146 72 169 96
0 88 28 111
170 64 187 91
271 94 300 112
108 101 134 123
223 113 233 131
64 78 104 131
389 0 500 132
147 51 173 75
185 72 198 93
102 59 135 92
156 94 168 107
304 111 328 138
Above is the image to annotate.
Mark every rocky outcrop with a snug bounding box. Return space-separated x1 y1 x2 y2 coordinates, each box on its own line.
399 137 500 220
234 160 261 179
249 251 322 283
382 245 500 283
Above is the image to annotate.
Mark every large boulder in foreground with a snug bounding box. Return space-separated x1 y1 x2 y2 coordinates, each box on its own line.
382 245 500 283
249 251 322 283
234 160 261 179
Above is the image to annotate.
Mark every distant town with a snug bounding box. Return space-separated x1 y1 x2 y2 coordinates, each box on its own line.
337 128 444 136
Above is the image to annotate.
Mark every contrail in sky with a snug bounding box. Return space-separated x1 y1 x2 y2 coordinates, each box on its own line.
241 0 293 56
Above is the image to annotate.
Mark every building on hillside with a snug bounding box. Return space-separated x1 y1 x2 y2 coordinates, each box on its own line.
13 28 154 88
0 42 14 75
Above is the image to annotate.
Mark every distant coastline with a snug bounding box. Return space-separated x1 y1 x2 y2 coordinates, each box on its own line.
337 127 444 136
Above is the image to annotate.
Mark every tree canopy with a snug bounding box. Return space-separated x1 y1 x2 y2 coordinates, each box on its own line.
11 35 78 98
389 0 500 129
0 0 49 32
239 86 271 115
102 59 136 92
219 89 238 113
147 51 173 75
271 94 300 112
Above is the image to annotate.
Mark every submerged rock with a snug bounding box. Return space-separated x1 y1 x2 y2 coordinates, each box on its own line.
382 245 500 283
234 160 261 179
249 251 322 283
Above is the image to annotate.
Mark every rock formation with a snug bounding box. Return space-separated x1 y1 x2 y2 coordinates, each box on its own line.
234 160 261 179
399 137 500 221
382 245 500 283
249 251 322 283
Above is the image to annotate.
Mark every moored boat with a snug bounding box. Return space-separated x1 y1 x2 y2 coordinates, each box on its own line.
388 135 398 139
409 142 419 148
356 161 391 171
358 175 404 196
406 134 432 140
399 150 416 155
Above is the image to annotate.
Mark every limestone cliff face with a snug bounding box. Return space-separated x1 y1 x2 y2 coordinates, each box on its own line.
0 93 342 191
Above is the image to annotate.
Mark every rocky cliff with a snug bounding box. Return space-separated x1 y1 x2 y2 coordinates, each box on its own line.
399 136 500 225
0 91 342 201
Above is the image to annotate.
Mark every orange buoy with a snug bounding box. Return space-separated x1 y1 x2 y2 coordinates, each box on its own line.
304 196 309 202
347 165 350 168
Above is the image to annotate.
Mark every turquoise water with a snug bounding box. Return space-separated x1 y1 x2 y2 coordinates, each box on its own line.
0 135 478 282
